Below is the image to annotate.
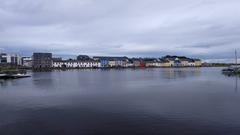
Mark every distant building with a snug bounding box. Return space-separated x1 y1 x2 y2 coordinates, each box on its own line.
93 57 109 67
144 58 158 67
0 53 8 64
179 58 189 67
53 60 100 68
32 53 52 69
158 59 171 67
22 57 32 68
187 59 196 67
93 56 129 67
126 59 134 67
162 55 202 67
0 53 22 66
194 59 202 67
131 58 141 67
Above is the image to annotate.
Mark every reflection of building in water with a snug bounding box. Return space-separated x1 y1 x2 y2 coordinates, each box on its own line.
162 68 201 79
32 72 55 90
0 80 15 88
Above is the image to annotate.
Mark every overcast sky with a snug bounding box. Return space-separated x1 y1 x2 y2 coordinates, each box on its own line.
0 0 239 61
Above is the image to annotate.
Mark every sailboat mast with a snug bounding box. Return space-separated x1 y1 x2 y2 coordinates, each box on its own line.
235 49 238 65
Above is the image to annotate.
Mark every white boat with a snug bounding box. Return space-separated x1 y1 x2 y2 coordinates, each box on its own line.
0 73 31 79
0 74 7 77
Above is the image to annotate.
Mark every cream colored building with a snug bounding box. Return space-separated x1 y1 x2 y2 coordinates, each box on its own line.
194 60 202 67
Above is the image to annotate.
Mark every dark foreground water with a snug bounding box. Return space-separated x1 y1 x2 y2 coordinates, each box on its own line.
0 67 240 135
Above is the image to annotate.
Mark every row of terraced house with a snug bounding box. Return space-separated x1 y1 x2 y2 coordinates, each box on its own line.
0 52 202 69
34 53 202 69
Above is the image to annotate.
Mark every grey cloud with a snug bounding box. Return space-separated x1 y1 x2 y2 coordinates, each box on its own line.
0 0 240 60
182 41 233 49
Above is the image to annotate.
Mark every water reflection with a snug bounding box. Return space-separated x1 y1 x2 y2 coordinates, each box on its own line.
32 72 54 90
222 72 240 93
0 80 7 87
235 76 238 93
161 68 201 79
1 68 240 135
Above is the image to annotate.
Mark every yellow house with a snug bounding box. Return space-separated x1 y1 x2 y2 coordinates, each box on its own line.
159 59 172 67
194 59 202 67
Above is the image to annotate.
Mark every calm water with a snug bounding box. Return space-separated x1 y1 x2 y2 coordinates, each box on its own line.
0 67 240 135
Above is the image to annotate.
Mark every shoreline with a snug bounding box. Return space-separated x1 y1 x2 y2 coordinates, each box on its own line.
1 66 228 73
21 66 226 72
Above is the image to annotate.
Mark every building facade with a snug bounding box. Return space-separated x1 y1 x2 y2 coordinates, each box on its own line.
0 53 22 66
53 60 101 68
93 56 128 68
22 57 32 67
194 59 202 67
33 53 52 69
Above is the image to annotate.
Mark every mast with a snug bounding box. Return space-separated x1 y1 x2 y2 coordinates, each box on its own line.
235 49 238 65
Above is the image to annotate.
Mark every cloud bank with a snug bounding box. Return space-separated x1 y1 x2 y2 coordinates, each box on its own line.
0 0 240 60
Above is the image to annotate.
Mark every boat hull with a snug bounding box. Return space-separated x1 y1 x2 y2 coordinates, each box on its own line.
0 74 31 79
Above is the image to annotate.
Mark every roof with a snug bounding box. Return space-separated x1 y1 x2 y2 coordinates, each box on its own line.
93 56 128 61
143 58 157 62
158 58 170 63
53 60 99 63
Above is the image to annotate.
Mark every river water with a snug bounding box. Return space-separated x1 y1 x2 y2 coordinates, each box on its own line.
0 67 240 135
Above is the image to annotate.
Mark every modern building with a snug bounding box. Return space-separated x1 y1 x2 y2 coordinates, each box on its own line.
32 53 52 69
0 53 8 64
0 53 22 66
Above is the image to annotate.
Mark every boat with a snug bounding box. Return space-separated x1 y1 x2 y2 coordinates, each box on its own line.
222 50 240 74
222 65 240 73
0 73 31 79
0 69 31 79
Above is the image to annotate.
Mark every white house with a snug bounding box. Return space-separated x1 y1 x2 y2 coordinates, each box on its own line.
187 60 196 67
53 60 101 68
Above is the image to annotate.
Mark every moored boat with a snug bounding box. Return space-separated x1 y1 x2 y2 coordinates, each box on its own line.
222 50 239 74
0 69 31 79
222 66 240 73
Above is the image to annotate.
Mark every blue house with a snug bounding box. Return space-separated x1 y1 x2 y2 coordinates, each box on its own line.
93 56 129 68
93 56 110 67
